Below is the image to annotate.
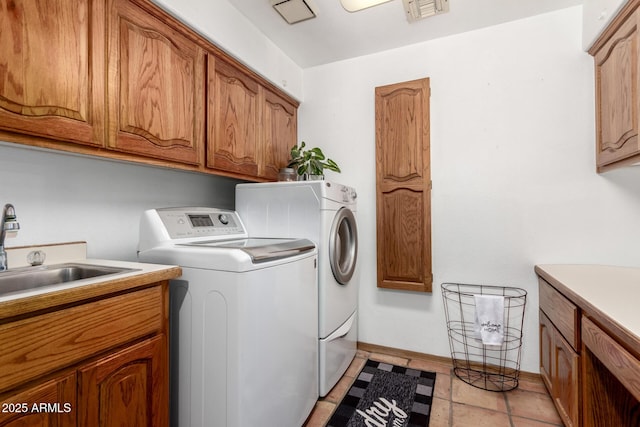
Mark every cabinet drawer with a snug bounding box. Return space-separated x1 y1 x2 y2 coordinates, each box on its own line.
0 286 163 393
539 278 579 350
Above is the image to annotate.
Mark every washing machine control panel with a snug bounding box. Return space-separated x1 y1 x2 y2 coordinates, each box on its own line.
339 185 357 202
156 207 246 239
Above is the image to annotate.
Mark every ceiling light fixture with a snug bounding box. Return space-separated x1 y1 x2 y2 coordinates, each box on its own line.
340 0 393 13
402 0 449 22
271 0 319 24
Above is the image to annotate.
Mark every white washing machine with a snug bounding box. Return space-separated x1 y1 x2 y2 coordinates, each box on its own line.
236 181 359 396
137 207 318 427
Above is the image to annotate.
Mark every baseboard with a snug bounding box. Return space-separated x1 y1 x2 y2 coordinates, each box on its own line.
357 341 542 383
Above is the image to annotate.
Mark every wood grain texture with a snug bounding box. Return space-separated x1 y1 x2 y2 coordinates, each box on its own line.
538 280 581 427
207 57 260 176
582 316 640 403
261 88 297 180
0 0 298 182
0 286 162 393
539 278 580 351
78 335 167 427
582 317 640 427
554 325 580 427
0 0 105 146
0 372 76 427
539 310 554 393
375 78 431 292
107 0 204 164
594 8 640 169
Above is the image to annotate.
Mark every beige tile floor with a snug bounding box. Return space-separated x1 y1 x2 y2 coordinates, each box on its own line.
304 348 563 427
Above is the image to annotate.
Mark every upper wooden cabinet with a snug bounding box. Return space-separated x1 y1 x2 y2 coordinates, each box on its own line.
207 56 297 179
0 0 105 146
375 78 432 292
590 0 640 172
0 0 296 181
262 88 297 180
207 57 260 176
107 0 205 165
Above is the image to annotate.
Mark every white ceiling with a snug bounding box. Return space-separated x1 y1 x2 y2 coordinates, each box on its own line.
227 0 584 68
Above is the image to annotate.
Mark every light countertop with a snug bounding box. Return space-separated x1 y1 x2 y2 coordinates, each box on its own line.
535 264 640 349
0 243 181 320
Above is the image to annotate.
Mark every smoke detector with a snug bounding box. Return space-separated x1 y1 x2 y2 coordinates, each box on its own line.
271 0 318 24
403 0 449 22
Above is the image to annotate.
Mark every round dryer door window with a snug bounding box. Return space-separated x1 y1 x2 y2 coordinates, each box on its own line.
329 207 358 285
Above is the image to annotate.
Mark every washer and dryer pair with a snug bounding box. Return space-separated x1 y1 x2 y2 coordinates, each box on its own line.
137 180 359 427
138 208 319 427
236 180 359 397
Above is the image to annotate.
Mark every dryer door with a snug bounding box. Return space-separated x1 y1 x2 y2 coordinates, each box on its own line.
329 207 358 285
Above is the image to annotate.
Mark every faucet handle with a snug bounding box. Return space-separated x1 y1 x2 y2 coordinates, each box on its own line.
27 250 46 266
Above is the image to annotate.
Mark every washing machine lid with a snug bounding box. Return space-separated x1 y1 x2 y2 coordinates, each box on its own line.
179 238 316 263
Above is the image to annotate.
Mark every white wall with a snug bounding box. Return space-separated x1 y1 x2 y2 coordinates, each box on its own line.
0 143 240 261
153 0 304 100
299 6 640 373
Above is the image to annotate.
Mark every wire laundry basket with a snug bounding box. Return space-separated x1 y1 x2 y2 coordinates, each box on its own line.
441 283 527 392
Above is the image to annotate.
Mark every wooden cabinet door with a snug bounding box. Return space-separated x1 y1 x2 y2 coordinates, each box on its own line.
0 372 76 427
539 310 554 393
207 56 260 176
375 78 432 292
540 308 580 427
107 0 204 165
78 335 167 427
261 88 297 180
554 328 580 427
0 0 104 146
594 8 640 169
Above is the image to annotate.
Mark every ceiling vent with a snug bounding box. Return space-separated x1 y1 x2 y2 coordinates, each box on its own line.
271 0 318 24
402 0 449 22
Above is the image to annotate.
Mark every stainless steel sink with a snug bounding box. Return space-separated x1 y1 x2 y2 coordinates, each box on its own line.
0 263 138 296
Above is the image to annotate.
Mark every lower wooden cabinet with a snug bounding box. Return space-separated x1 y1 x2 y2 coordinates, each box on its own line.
0 282 169 427
539 273 582 427
78 335 167 427
539 310 580 427
0 372 76 427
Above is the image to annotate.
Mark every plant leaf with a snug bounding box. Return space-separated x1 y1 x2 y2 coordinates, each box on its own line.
310 147 325 160
326 158 341 173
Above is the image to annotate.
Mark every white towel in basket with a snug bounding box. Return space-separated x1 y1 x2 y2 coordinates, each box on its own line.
474 295 504 345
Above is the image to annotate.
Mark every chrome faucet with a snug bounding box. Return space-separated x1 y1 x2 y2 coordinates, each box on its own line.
0 204 20 271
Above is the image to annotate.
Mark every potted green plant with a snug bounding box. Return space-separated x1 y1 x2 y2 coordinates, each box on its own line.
287 141 341 180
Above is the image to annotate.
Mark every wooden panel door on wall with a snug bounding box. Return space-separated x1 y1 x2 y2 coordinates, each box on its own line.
0 0 104 146
261 88 298 180
107 0 204 165
207 56 260 176
375 78 432 292
594 7 640 170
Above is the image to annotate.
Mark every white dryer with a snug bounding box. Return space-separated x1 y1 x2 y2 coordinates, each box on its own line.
137 207 318 427
236 181 359 396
